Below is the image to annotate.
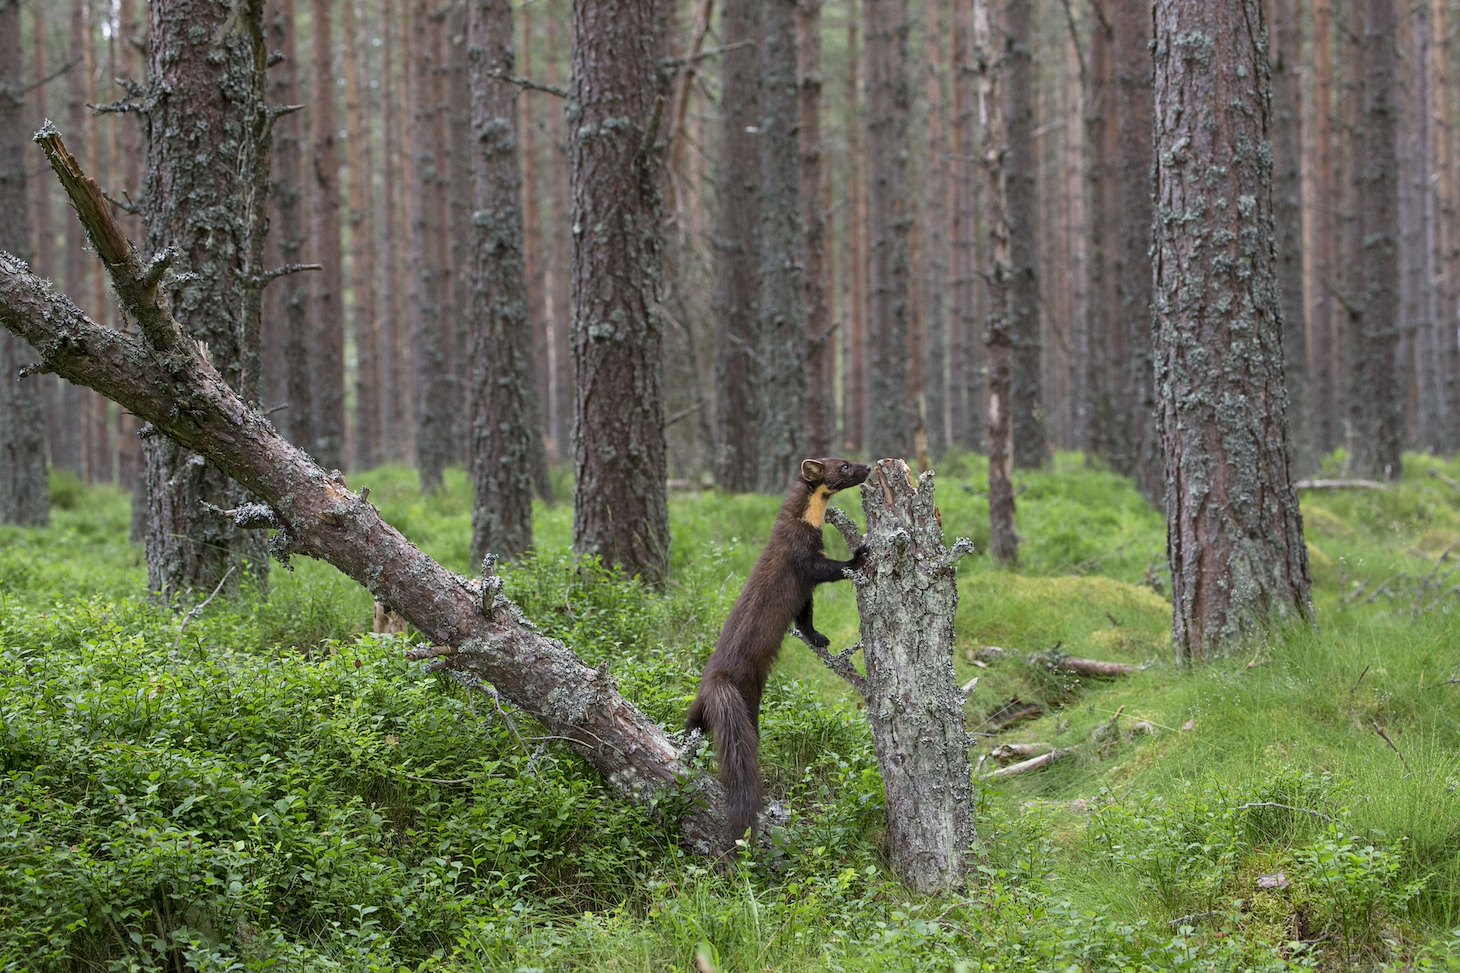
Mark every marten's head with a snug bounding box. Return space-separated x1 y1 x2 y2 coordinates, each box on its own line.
800 458 871 494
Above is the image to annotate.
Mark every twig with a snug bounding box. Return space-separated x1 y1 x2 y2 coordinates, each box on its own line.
1371 721 1409 770
1427 468 1460 492
489 68 568 99
172 566 234 651
790 629 869 699
1294 478 1388 491
661 39 755 69
1348 665 1370 694
257 262 323 286
984 747 1074 780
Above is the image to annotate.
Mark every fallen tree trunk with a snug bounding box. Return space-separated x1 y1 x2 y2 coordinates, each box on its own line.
0 127 728 853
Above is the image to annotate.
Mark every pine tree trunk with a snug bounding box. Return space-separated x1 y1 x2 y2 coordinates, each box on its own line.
1004 0 1045 470
1349 0 1402 479
755 0 808 490
0 0 48 526
949 8 982 451
140 0 272 600
843 9 869 453
467 0 539 563
1152 0 1313 661
864 0 917 462
974 0 1017 567
308 0 345 471
1269 0 1309 469
569 0 671 586
712 0 762 491
920 0 949 458
344 0 380 471
800 0 835 457
409 0 449 493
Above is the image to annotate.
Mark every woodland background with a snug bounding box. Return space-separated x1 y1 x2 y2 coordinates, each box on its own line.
6 0 1458 498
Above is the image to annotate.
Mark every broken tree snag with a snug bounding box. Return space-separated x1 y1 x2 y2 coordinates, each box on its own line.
0 127 729 854
835 458 977 892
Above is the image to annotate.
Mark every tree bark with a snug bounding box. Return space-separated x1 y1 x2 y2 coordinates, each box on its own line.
343 0 381 472
467 0 540 563
568 0 671 586
1 130 730 853
712 0 761 491
309 0 345 471
800 0 834 457
140 0 271 600
864 0 917 462
0 0 48 527
1349 0 1402 479
1152 0 1314 661
755 0 807 490
973 0 1017 567
1004 0 1045 470
827 459 976 892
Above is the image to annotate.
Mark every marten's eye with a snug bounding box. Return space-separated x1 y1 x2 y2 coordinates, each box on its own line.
840 464 849 473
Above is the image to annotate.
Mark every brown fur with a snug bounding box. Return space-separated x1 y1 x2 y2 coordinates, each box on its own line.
686 458 870 847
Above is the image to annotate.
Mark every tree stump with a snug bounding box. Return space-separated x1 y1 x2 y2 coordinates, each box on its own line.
828 458 977 892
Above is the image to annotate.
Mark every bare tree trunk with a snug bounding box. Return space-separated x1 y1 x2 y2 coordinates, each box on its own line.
826 460 976 892
800 0 835 456
408 2 451 493
0 0 48 527
1083 2 1118 464
1349 0 1402 479
467 0 540 562
921 0 949 458
1004 0 1045 470
1304 0 1336 454
569 0 671 586
950 6 982 450
308 0 345 471
756 0 807 489
379 0 409 463
843 9 869 453
1112 0 1160 500
974 0 1017 567
140 0 271 601
1269 0 1309 469
864 0 917 462
712 0 761 491
344 0 380 471
1153 0 1313 662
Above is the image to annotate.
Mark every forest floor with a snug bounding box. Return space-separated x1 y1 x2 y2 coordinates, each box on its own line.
2 452 1459 971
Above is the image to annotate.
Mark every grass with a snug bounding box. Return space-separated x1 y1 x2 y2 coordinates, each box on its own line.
1 454 1459 970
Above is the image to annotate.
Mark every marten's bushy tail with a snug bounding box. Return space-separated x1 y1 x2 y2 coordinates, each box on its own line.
686 678 761 845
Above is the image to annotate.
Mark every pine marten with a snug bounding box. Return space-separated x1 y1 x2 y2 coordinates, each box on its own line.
686 457 871 847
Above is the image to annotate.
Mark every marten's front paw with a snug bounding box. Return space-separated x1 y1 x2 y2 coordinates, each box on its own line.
807 630 831 649
848 545 870 570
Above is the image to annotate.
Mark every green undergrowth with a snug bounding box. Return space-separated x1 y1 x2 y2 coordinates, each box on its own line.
1 455 1458 970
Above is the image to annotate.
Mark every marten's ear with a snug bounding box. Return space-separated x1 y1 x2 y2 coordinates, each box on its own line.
800 459 826 483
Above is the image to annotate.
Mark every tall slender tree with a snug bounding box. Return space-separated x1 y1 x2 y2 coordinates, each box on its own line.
0 0 49 527
140 0 272 599
309 0 345 470
864 0 917 462
755 0 808 489
1349 0 1402 479
1004 0 1045 469
569 0 670 585
712 0 762 491
800 0 835 456
467 0 541 562
1152 0 1312 661
973 0 1017 566
1113 0 1159 499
